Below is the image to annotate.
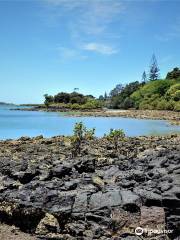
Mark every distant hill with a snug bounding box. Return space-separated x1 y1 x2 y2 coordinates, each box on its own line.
0 102 15 106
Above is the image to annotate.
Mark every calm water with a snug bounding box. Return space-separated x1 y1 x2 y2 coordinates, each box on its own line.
0 105 180 140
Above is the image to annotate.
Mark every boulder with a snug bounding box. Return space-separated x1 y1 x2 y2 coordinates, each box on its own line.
89 190 122 210
121 190 141 212
36 213 60 235
140 206 165 229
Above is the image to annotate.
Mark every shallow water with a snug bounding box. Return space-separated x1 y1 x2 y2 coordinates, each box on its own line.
0 105 180 140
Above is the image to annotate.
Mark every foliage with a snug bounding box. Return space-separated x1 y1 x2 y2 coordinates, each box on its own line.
131 78 180 111
53 92 87 105
174 101 180 112
109 84 123 97
110 81 142 109
71 122 95 157
43 91 103 109
104 92 108 100
105 128 125 151
43 67 180 112
54 92 70 104
84 128 96 140
71 122 85 157
69 92 87 104
142 71 147 83
98 95 104 101
82 99 103 109
149 54 160 81
44 94 54 107
166 67 180 80
166 83 180 101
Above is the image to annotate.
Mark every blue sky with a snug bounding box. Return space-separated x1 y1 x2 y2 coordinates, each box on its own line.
0 0 180 104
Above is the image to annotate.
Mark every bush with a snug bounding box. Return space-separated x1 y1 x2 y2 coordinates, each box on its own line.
70 103 82 110
70 122 95 157
119 97 134 109
166 67 180 79
110 81 142 109
105 129 125 151
173 102 180 112
131 78 180 111
156 99 169 110
84 128 95 140
44 91 97 106
166 83 180 101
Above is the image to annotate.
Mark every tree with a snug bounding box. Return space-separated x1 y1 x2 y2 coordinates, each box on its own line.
44 94 54 107
149 54 160 81
74 88 79 91
110 81 141 109
109 84 123 97
70 92 86 104
166 67 180 80
142 71 147 83
54 92 70 104
98 95 104 101
104 92 108 100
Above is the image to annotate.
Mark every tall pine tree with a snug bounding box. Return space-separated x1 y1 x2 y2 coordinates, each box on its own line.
142 71 147 83
149 54 160 81
104 92 108 100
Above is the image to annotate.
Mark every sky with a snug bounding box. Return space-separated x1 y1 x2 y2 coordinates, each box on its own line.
0 0 180 104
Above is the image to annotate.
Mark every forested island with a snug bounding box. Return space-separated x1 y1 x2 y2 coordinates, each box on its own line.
39 64 180 112
15 63 180 125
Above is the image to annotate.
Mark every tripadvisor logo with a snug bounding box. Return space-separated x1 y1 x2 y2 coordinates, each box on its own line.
135 227 144 236
135 227 173 236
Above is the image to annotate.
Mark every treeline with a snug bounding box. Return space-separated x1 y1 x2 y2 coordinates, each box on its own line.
43 55 180 112
105 56 180 111
44 92 103 110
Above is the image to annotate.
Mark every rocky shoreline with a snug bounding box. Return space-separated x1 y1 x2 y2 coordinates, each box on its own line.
12 107 180 125
0 134 180 239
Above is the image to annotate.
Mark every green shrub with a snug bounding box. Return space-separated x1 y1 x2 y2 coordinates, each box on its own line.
156 99 169 110
70 103 82 110
84 128 95 140
131 78 180 111
71 122 95 157
82 99 102 109
105 129 125 151
166 83 180 101
173 102 180 112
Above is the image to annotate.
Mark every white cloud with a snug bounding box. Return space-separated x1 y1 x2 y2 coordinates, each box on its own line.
43 0 125 37
42 0 124 59
76 1 124 35
82 42 118 55
57 47 87 61
44 0 86 9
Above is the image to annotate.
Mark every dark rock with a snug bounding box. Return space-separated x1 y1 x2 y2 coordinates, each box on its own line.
12 171 38 184
134 188 162 207
72 192 88 217
65 222 85 236
0 135 179 239
51 164 72 178
89 190 122 210
140 206 165 228
74 157 96 173
121 190 141 212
